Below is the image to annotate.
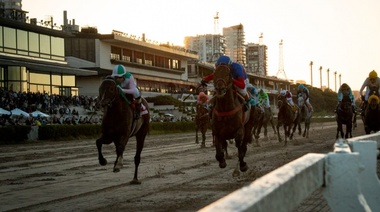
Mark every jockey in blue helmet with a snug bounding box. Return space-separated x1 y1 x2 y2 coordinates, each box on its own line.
200 55 251 111
297 84 312 111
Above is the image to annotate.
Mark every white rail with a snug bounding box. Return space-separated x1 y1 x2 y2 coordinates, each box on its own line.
199 133 380 212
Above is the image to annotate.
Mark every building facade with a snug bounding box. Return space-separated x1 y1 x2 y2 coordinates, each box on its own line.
246 42 268 76
0 8 96 96
184 34 225 63
223 24 246 65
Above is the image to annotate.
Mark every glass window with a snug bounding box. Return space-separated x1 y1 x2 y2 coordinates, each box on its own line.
17 29 28 50
30 72 50 84
29 32 39 53
0 27 3 47
52 74 61 85
63 75 75 86
51 36 64 57
4 27 16 48
39 34 50 54
8 66 20 80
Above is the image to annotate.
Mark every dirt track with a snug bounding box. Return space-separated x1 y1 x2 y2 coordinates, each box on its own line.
0 120 374 212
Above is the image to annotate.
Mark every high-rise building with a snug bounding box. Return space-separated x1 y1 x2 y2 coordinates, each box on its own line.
0 0 27 21
184 34 225 63
222 24 245 65
246 42 268 76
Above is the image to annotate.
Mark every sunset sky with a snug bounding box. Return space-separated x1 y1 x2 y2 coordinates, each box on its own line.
23 0 380 91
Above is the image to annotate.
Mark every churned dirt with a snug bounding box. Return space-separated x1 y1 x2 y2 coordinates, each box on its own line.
0 120 377 212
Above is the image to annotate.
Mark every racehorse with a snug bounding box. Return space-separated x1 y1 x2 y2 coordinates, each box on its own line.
252 107 277 146
335 95 353 139
96 77 150 184
251 106 264 146
276 94 300 146
195 102 210 147
297 94 312 138
211 65 255 172
363 94 380 134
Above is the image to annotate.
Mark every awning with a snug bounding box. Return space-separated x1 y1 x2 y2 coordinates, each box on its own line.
0 56 97 76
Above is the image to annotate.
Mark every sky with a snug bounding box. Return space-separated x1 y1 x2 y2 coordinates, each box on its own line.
22 0 380 91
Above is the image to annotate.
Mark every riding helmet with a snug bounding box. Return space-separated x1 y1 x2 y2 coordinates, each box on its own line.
369 70 377 79
341 83 349 90
112 65 126 77
298 84 305 90
215 55 232 66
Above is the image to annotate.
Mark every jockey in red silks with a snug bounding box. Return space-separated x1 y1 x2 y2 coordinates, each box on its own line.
200 55 251 111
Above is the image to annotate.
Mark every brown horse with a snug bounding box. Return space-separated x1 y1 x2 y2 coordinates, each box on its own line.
252 107 277 146
276 94 300 146
195 102 210 147
96 77 150 184
211 65 255 172
336 94 353 139
363 94 380 134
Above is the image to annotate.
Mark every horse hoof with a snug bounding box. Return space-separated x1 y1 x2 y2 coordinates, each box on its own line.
99 158 107 166
200 144 206 148
130 179 142 185
219 161 227 169
113 168 120 173
232 169 240 177
240 162 248 172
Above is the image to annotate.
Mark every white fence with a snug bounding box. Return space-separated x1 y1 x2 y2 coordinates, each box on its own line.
199 133 380 212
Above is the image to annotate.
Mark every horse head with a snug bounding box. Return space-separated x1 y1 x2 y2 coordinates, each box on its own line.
277 95 286 109
340 95 352 113
213 65 233 98
297 95 305 111
368 94 380 110
99 78 118 108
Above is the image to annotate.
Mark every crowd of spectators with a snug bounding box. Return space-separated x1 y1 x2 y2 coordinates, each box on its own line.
0 88 101 127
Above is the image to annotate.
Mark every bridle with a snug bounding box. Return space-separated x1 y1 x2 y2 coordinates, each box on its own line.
100 79 117 108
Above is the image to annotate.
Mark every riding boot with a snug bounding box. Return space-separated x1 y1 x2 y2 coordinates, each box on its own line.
242 93 251 111
134 97 142 120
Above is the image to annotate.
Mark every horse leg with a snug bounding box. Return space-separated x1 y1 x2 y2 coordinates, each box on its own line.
113 136 128 173
201 129 206 148
302 122 307 137
195 127 199 144
277 124 282 143
96 136 112 166
298 122 302 135
284 125 289 146
129 134 146 184
214 137 226 169
290 123 297 140
235 139 248 172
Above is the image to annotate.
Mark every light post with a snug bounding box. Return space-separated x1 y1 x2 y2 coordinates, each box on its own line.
334 71 337 92
319 66 323 89
310 61 313 87
327 68 330 90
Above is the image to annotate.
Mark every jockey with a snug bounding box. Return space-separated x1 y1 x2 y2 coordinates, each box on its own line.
297 84 312 111
359 70 380 114
279 89 296 109
201 55 251 111
336 83 356 113
258 89 272 114
197 92 209 108
112 64 142 120
247 84 264 113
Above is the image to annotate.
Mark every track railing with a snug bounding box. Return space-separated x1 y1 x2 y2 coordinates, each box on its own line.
199 133 380 212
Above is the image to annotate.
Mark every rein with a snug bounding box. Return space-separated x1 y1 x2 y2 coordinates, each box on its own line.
213 105 242 117
101 79 131 107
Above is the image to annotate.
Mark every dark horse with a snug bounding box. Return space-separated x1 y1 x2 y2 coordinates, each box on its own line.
195 102 210 148
276 95 300 146
252 107 277 146
211 65 255 172
363 94 380 134
335 95 353 139
297 94 313 138
96 77 150 184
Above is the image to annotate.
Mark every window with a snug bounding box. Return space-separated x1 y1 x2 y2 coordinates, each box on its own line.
3 27 16 53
